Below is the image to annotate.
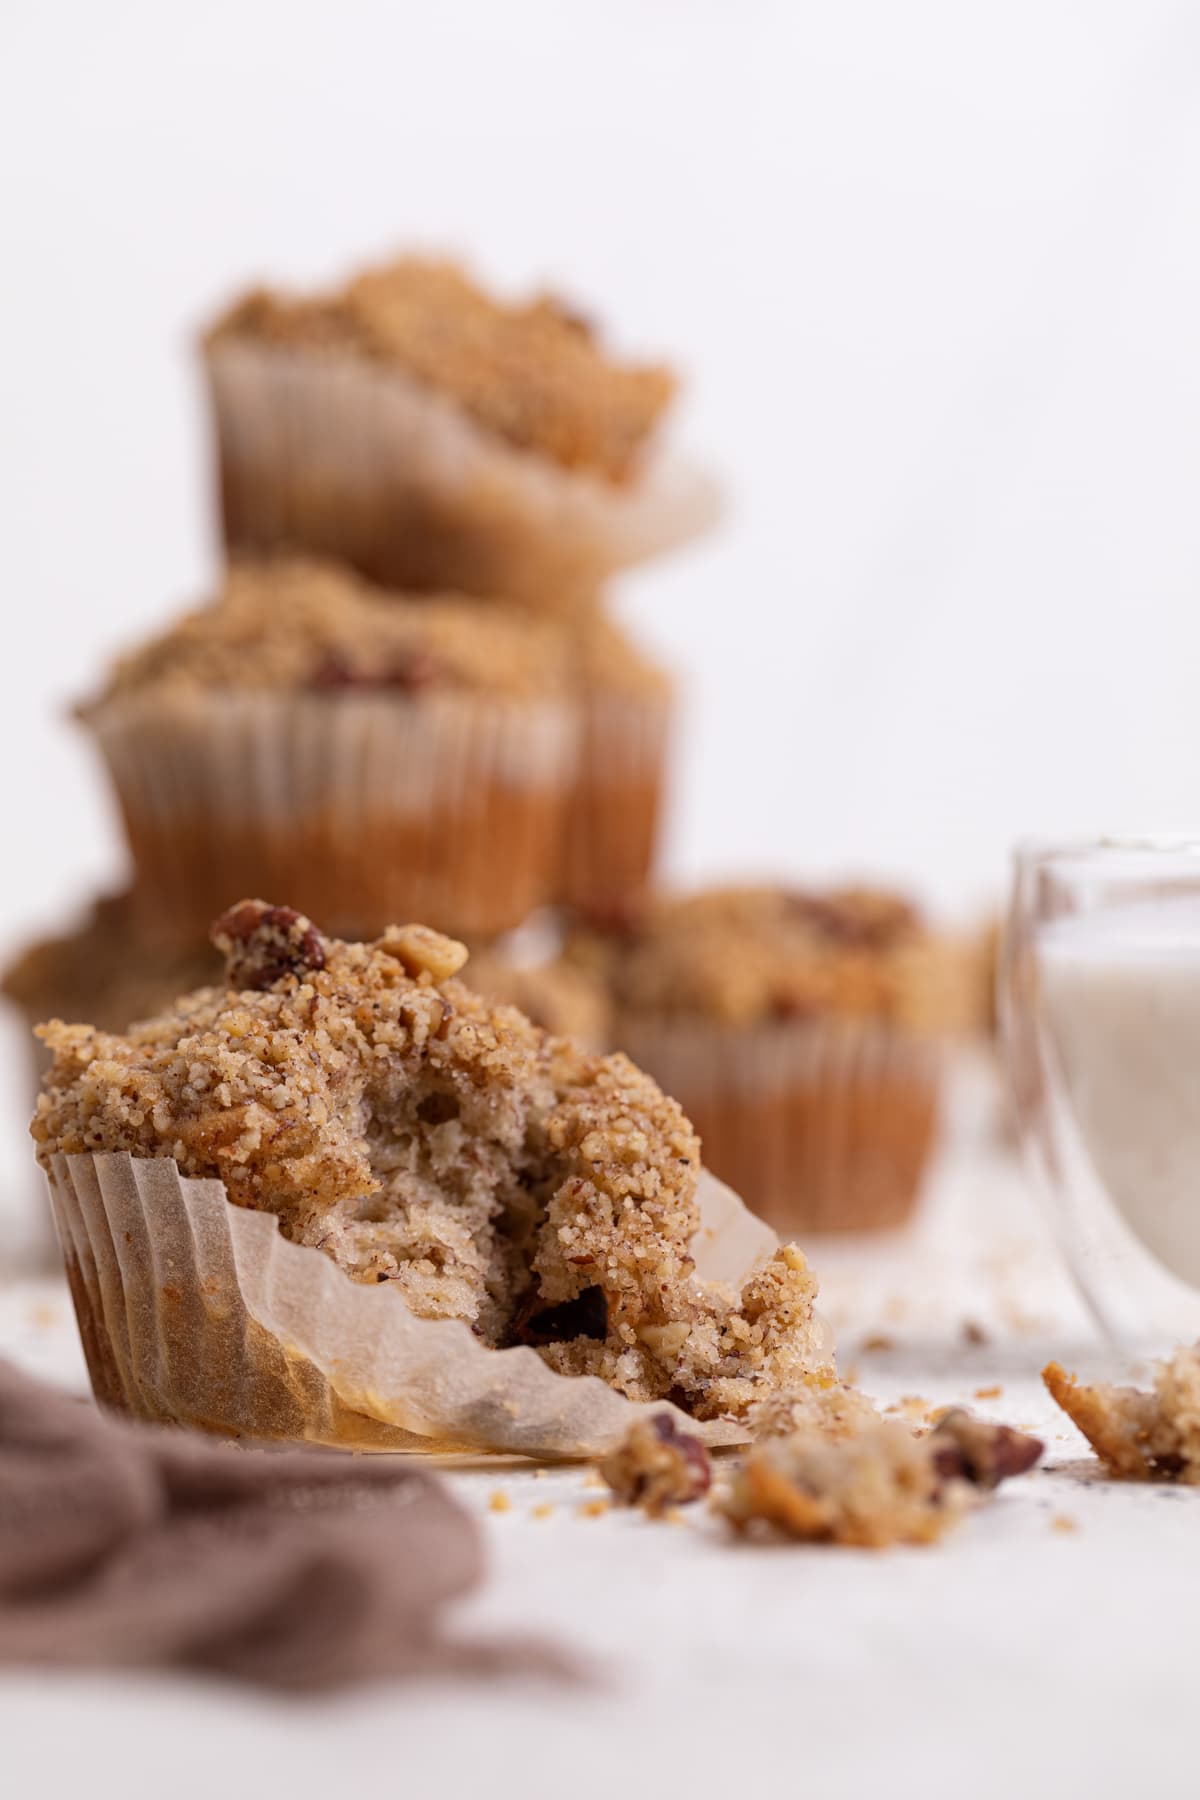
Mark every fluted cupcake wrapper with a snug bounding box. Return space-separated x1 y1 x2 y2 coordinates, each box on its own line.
88 688 577 942
618 1015 943 1235
45 1152 829 1459
561 689 672 917
204 340 722 611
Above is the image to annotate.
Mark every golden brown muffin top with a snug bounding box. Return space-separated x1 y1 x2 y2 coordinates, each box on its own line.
80 557 569 711
570 608 673 702
206 257 677 483
572 884 964 1030
1 893 219 1038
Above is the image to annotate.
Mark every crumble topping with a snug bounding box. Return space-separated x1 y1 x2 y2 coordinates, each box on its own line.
599 1413 713 1516
568 885 969 1030
79 556 569 711
206 257 676 482
1044 1349 1200 1481
32 900 830 1420
722 1397 1041 1547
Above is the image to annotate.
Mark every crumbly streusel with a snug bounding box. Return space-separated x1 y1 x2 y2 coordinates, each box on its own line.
1044 1348 1200 1481
206 258 676 482
570 885 968 1030
80 556 568 711
32 901 830 1420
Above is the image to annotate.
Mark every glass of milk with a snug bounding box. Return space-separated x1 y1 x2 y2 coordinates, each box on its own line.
1004 838 1200 1350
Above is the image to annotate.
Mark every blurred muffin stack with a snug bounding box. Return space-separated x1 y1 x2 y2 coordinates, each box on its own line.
5 249 987 1236
4 255 712 1075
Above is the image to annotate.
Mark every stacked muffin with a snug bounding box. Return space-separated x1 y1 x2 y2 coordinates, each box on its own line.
7 249 977 1239
5 255 704 1064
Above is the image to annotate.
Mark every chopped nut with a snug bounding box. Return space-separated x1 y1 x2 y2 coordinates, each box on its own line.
973 1384 1003 1400
599 1413 712 1517
211 900 327 990
378 923 469 983
637 1320 691 1359
961 1320 989 1347
861 1332 895 1354
577 1498 611 1519
927 1409 1043 1490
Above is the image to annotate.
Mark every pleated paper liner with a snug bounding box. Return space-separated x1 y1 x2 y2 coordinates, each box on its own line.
87 688 577 942
45 1153 833 1460
617 1016 943 1235
204 339 722 612
561 689 672 917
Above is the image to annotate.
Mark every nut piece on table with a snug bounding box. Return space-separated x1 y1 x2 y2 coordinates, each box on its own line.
599 1413 713 1517
927 1408 1043 1490
1044 1348 1200 1481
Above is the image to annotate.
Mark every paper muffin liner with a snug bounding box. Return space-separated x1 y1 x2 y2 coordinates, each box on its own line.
618 1015 943 1234
204 340 722 612
87 688 577 942
44 1152 830 1459
560 689 672 918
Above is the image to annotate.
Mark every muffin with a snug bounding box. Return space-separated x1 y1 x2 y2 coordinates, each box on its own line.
460 943 610 1050
78 556 578 941
202 257 719 611
1 891 219 1082
559 611 674 921
575 885 965 1233
32 900 832 1447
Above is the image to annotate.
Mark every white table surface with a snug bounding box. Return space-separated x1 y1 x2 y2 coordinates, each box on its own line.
1 1105 1194 1800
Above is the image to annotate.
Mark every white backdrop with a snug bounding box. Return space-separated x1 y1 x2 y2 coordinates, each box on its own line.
3 0 1200 1189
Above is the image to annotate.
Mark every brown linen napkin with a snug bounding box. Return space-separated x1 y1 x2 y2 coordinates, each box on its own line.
0 1355 506 1689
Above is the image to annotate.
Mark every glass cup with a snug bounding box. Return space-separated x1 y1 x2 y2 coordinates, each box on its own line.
1003 837 1200 1354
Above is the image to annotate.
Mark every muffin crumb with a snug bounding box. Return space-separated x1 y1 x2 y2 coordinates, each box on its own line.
599 1413 712 1516
1044 1349 1200 1481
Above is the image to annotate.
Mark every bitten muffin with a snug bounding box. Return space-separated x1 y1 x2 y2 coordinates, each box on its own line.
202 257 718 610
1 892 220 1082
32 901 832 1430
78 556 577 942
559 611 674 922
573 885 969 1233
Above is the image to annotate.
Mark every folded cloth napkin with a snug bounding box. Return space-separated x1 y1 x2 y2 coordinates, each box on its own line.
0 1356 498 1689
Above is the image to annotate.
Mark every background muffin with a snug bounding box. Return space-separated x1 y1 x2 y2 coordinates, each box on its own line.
558 611 674 923
574 885 975 1233
202 257 718 612
78 556 579 941
1 891 220 1083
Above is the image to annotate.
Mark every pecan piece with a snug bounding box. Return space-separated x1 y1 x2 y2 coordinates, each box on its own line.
599 1413 712 1517
211 900 327 991
928 1408 1043 1491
